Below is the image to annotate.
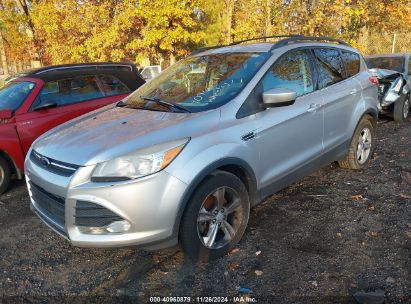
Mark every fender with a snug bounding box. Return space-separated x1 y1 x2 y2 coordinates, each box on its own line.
0 124 25 179
171 157 258 237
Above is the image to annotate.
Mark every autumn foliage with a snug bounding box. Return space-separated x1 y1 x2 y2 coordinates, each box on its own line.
0 0 410 75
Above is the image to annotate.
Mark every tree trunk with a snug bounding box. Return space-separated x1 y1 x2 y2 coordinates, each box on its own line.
264 0 271 36
0 32 9 76
223 0 234 43
13 0 42 67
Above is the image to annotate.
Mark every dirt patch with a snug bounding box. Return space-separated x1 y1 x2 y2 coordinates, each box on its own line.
0 118 410 303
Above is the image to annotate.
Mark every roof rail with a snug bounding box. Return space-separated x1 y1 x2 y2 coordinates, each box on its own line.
270 36 350 50
33 63 135 75
190 35 350 56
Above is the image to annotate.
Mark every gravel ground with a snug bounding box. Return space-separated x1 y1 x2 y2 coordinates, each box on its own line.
0 117 410 303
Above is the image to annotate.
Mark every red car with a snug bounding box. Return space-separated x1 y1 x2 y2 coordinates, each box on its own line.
0 62 145 194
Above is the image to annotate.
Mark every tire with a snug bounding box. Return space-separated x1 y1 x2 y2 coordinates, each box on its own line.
338 116 375 170
393 95 410 122
0 156 11 195
179 171 250 262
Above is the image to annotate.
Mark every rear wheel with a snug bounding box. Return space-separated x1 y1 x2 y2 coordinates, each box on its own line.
338 116 375 170
179 171 250 261
0 157 11 195
393 95 409 122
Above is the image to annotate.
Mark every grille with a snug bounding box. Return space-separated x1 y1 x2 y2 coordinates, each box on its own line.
30 150 79 177
30 182 67 237
75 201 124 227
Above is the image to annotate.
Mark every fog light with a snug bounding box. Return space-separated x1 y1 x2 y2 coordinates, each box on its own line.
79 220 131 235
106 220 131 233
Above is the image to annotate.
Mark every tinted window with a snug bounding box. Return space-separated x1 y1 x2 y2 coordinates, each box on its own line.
261 50 314 97
341 51 360 77
34 75 104 108
125 52 269 112
365 57 405 73
313 48 344 88
0 81 35 111
408 57 411 74
98 74 130 96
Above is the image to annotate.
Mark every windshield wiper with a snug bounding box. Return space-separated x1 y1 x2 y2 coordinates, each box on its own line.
140 96 191 113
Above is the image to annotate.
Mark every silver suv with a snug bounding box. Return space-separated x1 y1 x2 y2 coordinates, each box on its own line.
25 36 378 261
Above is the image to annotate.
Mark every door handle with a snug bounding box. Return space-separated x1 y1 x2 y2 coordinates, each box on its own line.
350 89 358 95
307 103 321 112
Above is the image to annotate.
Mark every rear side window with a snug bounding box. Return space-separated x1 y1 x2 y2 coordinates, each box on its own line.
261 49 314 97
341 51 360 77
313 48 344 88
34 75 104 109
98 74 130 96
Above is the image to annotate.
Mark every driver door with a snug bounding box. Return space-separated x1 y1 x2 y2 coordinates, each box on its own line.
255 49 324 197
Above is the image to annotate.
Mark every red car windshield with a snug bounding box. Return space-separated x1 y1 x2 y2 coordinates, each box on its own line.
0 81 36 111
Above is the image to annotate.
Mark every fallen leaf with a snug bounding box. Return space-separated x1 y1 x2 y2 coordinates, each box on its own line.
229 248 240 255
351 194 363 201
367 231 379 237
254 270 263 276
310 281 318 287
350 282 358 288
399 193 411 199
368 206 375 211
406 231 411 239
255 250 261 256
336 233 342 237
228 263 240 271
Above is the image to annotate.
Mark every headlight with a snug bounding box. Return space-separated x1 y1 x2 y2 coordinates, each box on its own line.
91 138 189 182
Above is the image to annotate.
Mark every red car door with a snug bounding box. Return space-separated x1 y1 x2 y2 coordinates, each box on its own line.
15 74 130 155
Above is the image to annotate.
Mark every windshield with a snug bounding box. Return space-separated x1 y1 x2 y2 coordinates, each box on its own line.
366 57 405 73
0 81 35 111
125 52 269 112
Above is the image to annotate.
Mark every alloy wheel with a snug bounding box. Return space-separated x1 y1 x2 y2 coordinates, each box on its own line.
197 186 244 249
0 166 4 186
356 127 372 165
403 98 410 119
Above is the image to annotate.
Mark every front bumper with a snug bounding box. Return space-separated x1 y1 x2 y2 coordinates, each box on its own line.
25 154 188 248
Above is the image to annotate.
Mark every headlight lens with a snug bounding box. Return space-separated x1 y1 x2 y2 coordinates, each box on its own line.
91 138 189 182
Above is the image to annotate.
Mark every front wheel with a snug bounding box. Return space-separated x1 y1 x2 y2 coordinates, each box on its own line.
179 171 250 261
0 157 11 195
338 116 375 170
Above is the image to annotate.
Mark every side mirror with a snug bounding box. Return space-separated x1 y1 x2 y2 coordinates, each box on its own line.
33 101 57 111
262 88 297 108
0 109 13 119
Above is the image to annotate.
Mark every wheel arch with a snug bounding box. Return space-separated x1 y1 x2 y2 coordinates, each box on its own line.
0 149 22 180
172 157 258 237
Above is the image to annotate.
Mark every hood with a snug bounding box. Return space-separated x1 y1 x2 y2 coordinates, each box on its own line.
33 106 220 166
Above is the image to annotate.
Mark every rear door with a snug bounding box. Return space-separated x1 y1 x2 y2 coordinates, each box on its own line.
312 48 362 151
16 74 131 154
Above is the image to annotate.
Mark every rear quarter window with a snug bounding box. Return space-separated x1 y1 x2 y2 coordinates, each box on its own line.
341 51 360 77
98 74 130 96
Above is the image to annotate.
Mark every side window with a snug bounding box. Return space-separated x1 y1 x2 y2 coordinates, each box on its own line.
33 75 104 109
63 75 104 105
408 57 411 75
341 51 360 78
98 74 131 96
313 48 344 88
261 49 314 97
